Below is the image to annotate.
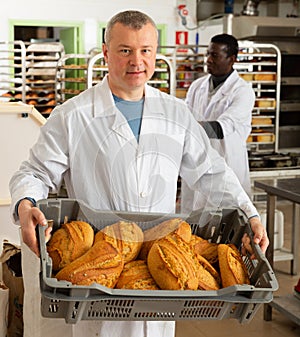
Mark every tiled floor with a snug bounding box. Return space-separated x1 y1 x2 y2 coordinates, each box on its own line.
175 201 300 337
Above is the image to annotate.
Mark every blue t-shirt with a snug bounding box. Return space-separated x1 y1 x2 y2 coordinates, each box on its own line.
113 94 144 142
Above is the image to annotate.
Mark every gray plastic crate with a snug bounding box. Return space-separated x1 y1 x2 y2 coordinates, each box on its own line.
37 199 278 324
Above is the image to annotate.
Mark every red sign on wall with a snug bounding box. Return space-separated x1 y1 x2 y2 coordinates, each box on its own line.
175 31 188 52
176 31 188 45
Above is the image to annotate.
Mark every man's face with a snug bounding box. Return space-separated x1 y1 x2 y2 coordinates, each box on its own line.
103 22 158 99
206 42 235 77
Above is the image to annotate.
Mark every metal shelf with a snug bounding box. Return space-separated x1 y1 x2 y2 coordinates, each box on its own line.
25 42 64 115
0 41 27 103
238 42 281 154
55 53 91 105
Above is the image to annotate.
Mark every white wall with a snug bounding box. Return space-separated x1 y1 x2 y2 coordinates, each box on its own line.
0 106 46 248
1 0 295 52
0 0 201 52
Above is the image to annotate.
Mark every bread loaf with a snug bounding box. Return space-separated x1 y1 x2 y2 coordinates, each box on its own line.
257 134 274 142
190 234 219 265
139 218 191 260
251 130 274 143
239 73 253 81
147 233 199 290
255 99 275 108
47 221 94 271
252 117 272 125
1 92 13 97
55 240 124 288
254 73 275 81
116 260 159 290
218 244 250 288
94 221 144 263
27 100 37 105
196 254 221 290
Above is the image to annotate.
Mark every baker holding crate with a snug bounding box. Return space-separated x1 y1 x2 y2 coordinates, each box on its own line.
9 10 268 337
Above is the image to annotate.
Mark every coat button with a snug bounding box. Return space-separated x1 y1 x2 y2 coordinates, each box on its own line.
140 191 147 198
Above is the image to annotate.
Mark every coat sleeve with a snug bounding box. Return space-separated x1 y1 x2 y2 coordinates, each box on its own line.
185 77 203 112
186 74 254 142
9 107 69 222
217 80 255 140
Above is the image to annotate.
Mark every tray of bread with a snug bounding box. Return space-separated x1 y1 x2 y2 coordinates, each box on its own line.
37 199 278 323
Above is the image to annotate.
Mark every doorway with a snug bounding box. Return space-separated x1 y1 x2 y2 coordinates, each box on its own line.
10 20 84 54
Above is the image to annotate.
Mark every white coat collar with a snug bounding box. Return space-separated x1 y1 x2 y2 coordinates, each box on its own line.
210 70 240 96
92 75 164 141
206 70 241 106
93 75 117 118
93 74 164 118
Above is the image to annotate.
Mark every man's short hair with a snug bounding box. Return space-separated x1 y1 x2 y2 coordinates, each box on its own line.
104 10 158 45
211 34 239 58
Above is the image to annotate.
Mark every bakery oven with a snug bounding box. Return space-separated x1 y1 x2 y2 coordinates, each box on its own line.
248 152 300 170
278 43 300 151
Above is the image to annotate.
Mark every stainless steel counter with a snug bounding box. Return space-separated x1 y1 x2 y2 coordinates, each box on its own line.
255 178 300 204
254 178 300 323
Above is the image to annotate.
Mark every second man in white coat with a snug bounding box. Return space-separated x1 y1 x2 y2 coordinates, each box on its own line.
181 34 255 213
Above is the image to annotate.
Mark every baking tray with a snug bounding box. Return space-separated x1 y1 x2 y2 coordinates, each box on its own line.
37 199 278 324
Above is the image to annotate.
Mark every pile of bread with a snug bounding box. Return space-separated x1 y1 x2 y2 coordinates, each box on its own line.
247 130 275 143
47 218 250 291
239 73 276 82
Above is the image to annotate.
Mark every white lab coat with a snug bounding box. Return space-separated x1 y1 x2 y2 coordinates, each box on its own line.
10 75 258 337
181 70 255 213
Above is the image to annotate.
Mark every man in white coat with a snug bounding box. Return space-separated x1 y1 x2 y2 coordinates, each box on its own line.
9 11 268 337
181 34 255 214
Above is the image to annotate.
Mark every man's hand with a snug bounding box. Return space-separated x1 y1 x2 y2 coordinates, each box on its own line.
18 199 52 256
242 216 269 259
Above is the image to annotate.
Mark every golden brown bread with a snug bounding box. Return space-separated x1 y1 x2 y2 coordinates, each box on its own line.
94 221 144 264
55 240 124 288
14 93 22 99
255 99 275 108
190 234 219 265
147 233 199 290
218 244 250 288
239 73 253 81
254 73 275 81
196 254 221 290
247 135 253 143
251 117 272 125
47 221 94 271
116 260 159 290
1 92 13 97
27 100 37 105
257 134 274 142
139 218 192 260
